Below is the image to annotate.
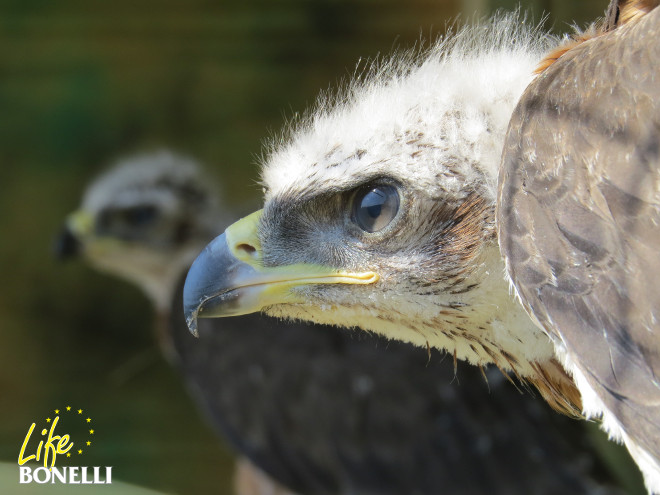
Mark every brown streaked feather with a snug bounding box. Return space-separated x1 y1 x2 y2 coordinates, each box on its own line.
433 192 495 282
530 361 583 418
535 30 599 75
499 2 660 463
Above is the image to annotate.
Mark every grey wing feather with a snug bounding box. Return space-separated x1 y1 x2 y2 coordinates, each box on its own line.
499 6 660 462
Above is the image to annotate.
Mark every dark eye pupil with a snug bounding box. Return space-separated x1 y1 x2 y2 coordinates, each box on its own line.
353 185 399 233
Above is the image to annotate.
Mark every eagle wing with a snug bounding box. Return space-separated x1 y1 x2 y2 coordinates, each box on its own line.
498 5 660 463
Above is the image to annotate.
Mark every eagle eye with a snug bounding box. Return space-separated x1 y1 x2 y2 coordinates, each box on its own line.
352 185 399 233
123 205 158 227
97 205 159 235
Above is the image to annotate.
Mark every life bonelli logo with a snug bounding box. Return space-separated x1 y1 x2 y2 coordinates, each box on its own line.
17 405 112 485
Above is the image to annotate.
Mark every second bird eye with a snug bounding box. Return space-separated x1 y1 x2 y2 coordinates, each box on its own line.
353 185 399 233
124 205 158 227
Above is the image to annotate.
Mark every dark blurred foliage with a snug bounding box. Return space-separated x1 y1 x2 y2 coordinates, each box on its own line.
0 1 642 494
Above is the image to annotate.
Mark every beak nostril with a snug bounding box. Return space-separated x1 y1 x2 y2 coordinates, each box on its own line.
236 243 257 257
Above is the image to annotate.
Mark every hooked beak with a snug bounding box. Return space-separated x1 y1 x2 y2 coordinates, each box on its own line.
53 210 93 260
183 209 378 336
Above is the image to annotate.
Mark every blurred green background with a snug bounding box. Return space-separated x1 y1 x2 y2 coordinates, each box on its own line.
0 0 641 494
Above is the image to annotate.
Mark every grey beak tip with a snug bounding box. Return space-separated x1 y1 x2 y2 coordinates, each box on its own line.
186 315 199 338
182 231 260 328
183 264 205 337
53 225 81 261
183 232 230 336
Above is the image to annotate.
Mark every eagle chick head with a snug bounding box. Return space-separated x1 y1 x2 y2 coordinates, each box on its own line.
184 16 558 376
59 150 222 310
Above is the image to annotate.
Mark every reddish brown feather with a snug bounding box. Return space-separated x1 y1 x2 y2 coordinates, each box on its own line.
535 0 658 74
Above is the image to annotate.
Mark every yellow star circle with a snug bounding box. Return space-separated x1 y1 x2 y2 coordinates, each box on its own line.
46 405 96 462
